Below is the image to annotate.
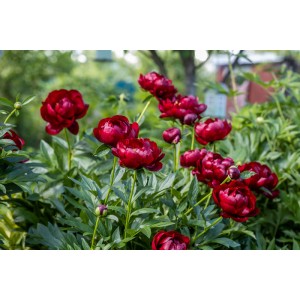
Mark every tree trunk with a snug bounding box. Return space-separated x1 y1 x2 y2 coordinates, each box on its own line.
178 51 196 96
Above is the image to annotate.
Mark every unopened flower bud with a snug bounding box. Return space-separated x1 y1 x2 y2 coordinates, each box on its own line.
14 102 22 110
256 117 264 124
162 127 181 144
228 166 240 179
95 204 108 217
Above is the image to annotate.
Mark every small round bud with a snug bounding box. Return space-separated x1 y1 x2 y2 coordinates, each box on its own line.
228 166 240 180
162 127 181 144
256 117 264 124
95 204 108 217
14 102 22 110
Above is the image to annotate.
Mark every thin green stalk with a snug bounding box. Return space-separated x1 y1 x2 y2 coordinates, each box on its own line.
90 216 101 250
193 217 223 243
4 109 16 124
104 156 118 205
64 128 72 170
90 157 118 250
176 142 181 170
184 191 212 216
185 176 230 216
274 95 285 121
124 171 137 239
137 99 152 124
173 145 177 172
191 126 195 150
227 52 239 113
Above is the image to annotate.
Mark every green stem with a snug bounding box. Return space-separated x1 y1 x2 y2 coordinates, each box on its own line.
64 128 72 170
184 190 212 216
124 171 137 239
274 95 285 121
184 176 230 216
4 109 16 124
173 145 177 172
90 216 101 250
191 126 195 150
90 156 118 250
137 99 152 124
176 142 181 170
104 156 118 205
227 52 239 113
193 217 223 243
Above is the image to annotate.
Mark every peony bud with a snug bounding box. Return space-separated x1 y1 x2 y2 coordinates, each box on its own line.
14 102 22 110
228 166 240 179
95 204 108 217
162 127 181 144
256 117 264 124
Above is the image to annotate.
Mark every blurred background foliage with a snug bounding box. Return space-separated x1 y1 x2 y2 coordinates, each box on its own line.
0 50 215 147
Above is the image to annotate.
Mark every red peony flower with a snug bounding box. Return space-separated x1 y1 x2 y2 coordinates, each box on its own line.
162 127 181 144
192 151 234 188
194 118 232 145
212 180 259 222
180 148 207 168
112 138 165 171
152 230 190 250
93 115 139 147
138 72 177 100
40 89 89 135
159 95 207 125
238 162 279 199
3 130 25 150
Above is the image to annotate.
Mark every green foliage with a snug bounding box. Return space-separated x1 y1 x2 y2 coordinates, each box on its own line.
1 53 299 250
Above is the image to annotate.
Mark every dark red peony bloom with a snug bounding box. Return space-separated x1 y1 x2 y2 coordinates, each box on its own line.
194 118 232 145
192 151 234 188
238 162 279 199
159 95 207 125
112 138 165 171
212 180 259 222
180 148 207 168
40 89 89 135
138 72 177 100
93 115 139 147
162 127 181 144
3 130 25 150
152 230 190 250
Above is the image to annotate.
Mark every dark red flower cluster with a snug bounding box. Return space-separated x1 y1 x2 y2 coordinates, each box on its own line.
194 118 232 145
112 138 164 171
181 150 235 188
138 72 177 100
212 181 259 222
238 162 279 199
152 230 190 250
93 115 139 147
3 130 25 150
138 72 207 125
159 95 207 125
41 89 89 135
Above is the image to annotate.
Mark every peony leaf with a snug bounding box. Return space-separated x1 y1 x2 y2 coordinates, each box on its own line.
240 170 256 179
